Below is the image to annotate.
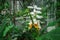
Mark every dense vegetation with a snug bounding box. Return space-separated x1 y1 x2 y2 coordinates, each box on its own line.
0 0 60 40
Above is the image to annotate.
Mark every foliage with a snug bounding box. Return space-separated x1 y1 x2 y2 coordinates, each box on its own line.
22 0 32 8
17 26 40 40
47 18 60 27
3 23 14 37
0 0 9 12
0 0 60 40
16 9 30 17
56 0 60 26
36 27 60 40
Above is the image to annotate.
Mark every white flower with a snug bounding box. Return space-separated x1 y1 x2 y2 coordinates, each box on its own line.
36 15 43 18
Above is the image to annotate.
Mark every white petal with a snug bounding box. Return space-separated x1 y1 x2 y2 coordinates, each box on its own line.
36 15 43 18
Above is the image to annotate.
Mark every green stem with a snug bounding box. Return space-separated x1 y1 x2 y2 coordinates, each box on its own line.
29 13 34 25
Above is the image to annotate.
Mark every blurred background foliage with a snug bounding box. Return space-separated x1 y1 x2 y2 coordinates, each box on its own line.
0 0 60 40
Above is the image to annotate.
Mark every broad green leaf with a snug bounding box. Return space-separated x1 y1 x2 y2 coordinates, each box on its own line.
3 24 14 37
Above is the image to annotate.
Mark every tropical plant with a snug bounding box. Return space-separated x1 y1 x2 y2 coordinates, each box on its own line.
0 0 60 40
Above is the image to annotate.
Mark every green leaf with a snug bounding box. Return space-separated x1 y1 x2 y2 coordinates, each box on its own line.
47 18 60 27
3 24 14 37
36 27 60 40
